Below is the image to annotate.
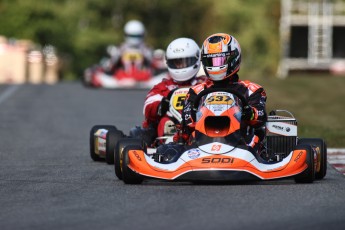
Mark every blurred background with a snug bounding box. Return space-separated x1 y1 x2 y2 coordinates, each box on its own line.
0 0 345 146
0 0 281 80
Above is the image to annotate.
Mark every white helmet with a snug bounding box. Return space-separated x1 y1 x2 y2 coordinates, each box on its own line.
166 38 201 82
124 20 145 46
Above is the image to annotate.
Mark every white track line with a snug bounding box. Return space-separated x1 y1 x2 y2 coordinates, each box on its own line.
327 148 345 175
0 85 20 105
328 148 345 154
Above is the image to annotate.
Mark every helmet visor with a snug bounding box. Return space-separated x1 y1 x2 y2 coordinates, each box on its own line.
125 33 144 38
167 57 198 69
202 52 232 67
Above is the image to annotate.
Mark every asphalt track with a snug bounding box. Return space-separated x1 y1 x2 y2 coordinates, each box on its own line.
0 83 345 230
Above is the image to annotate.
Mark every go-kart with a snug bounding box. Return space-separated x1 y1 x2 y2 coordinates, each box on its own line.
83 48 168 89
116 88 327 184
89 87 190 173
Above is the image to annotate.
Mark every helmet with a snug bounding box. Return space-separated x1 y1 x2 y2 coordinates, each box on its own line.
124 20 145 46
166 38 201 82
201 33 241 81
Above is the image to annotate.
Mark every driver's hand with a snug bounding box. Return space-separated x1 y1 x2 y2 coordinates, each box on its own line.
173 132 189 143
242 105 254 121
157 97 169 116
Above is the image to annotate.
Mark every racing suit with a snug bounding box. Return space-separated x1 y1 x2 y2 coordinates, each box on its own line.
104 42 153 75
142 75 207 139
180 74 267 153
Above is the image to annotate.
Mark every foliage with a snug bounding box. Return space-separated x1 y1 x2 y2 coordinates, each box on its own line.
245 73 345 148
0 0 284 79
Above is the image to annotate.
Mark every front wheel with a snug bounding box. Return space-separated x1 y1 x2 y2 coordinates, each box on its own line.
298 138 327 180
122 145 144 184
105 130 125 164
294 144 315 183
114 138 143 180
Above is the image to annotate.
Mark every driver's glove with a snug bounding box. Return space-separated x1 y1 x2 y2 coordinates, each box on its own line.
242 105 255 121
157 97 169 117
173 132 189 143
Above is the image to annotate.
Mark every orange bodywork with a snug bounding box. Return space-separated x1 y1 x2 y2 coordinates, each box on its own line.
195 101 240 138
127 148 308 181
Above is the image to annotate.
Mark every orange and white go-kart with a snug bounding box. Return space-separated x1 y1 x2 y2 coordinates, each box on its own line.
117 88 327 184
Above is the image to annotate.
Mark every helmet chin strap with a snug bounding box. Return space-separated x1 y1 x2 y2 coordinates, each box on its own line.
211 73 239 87
173 76 196 85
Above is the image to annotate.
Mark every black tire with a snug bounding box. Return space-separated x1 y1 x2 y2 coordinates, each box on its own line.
89 125 117 162
298 138 327 180
114 138 143 180
105 130 124 164
122 145 144 184
294 144 315 183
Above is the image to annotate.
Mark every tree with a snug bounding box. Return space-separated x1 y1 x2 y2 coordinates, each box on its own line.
0 0 282 79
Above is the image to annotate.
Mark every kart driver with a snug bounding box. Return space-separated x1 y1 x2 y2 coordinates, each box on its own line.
101 20 153 75
130 37 207 145
176 33 267 154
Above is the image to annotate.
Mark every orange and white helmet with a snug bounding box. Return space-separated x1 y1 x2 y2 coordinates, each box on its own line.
201 33 241 81
166 38 201 82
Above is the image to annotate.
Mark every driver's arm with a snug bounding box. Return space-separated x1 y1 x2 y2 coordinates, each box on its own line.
247 88 267 126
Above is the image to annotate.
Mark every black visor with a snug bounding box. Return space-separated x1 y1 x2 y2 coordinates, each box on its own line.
125 34 144 38
167 57 198 69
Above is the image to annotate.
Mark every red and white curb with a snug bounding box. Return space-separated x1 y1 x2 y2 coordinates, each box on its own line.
328 148 345 176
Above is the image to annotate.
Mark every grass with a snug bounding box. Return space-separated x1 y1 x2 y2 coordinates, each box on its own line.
244 73 345 148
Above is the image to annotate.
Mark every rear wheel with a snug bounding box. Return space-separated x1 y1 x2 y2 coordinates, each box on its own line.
89 125 117 161
294 144 315 183
298 138 327 180
122 145 144 184
114 138 143 180
105 130 125 164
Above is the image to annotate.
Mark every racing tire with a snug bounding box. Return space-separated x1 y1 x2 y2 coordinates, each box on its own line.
294 144 315 183
114 138 143 180
122 145 144 184
90 125 117 161
105 129 125 165
298 138 327 180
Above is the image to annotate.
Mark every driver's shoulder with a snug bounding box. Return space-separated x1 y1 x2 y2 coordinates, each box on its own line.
238 80 263 92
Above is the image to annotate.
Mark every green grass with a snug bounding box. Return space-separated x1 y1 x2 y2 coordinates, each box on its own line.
244 73 345 147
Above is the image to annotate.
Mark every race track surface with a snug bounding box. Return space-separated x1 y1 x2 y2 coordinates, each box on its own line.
0 83 345 230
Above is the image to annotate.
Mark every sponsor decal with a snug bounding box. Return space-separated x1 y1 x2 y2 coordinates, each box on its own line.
211 105 225 112
133 150 142 161
272 124 291 133
211 144 222 151
184 114 191 120
203 51 234 58
187 149 201 159
267 122 297 136
173 48 184 53
201 157 234 164
258 110 265 116
272 124 284 131
294 151 303 162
